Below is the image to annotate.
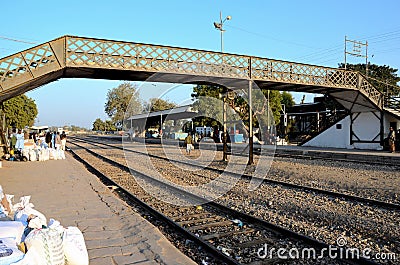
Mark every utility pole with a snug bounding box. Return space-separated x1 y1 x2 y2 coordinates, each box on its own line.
344 36 368 75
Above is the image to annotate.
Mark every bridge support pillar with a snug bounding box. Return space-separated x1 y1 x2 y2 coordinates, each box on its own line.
248 80 254 165
380 111 384 146
222 95 228 162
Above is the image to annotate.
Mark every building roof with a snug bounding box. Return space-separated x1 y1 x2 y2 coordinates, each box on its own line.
126 105 198 122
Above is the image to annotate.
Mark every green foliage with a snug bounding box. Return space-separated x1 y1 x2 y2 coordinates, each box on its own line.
144 98 177 112
66 125 88 132
191 84 225 127
191 84 294 133
338 63 400 95
281 91 295 108
2 94 38 129
267 90 282 126
105 120 116 131
104 82 142 128
92 118 105 131
92 118 116 131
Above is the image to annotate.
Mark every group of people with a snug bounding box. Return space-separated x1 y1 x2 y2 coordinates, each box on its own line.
9 129 25 152
41 131 67 151
9 129 67 153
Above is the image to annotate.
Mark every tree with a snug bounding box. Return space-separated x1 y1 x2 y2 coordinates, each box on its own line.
92 118 116 131
92 118 105 131
279 91 296 137
104 82 142 129
66 125 88 132
191 84 293 135
144 98 177 112
191 84 225 128
105 120 116 131
281 91 295 108
338 63 400 95
2 94 38 129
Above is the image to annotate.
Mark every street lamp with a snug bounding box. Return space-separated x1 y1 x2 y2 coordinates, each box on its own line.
214 11 231 162
213 11 231 52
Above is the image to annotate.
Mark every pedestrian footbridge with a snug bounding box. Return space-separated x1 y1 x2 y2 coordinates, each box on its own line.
0 35 397 149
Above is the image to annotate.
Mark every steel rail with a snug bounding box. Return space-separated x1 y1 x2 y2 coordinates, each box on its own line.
69 138 380 265
68 142 241 265
71 136 400 211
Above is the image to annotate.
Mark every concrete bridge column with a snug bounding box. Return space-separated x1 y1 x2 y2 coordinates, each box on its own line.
248 80 254 165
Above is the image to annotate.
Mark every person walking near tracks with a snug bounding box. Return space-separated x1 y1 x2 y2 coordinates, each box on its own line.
184 133 194 155
388 127 396 153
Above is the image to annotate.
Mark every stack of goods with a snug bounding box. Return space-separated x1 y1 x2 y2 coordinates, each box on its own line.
0 196 88 265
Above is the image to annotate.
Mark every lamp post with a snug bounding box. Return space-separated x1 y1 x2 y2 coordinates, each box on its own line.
214 11 231 162
213 11 231 53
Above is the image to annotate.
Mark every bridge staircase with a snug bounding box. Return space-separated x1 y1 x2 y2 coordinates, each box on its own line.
298 110 349 145
384 96 400 119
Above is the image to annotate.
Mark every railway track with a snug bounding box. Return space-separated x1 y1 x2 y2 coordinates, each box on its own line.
68 138 381 265
70 136 400 211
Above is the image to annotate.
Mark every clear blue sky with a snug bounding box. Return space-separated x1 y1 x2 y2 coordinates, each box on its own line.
1 0 399 128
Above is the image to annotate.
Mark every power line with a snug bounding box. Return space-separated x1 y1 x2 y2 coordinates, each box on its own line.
0 36 37 44
225 24 317 49
374 47 400 54
358 28 400 41
366 76 400 90
293 45 342 61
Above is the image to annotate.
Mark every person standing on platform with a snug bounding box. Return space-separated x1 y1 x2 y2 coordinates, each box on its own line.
9 129 17 151
55 132 62 150
388 127 396 153
45 130 52 148
15 129 24 151
60 131 67 151
51 131 56 149
184 133 194 155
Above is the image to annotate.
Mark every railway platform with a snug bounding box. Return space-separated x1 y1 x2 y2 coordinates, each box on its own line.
0 153 196 265
274 144 400 164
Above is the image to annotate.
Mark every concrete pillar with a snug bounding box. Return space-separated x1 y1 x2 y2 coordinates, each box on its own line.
248 80 254 165
222 96 228 162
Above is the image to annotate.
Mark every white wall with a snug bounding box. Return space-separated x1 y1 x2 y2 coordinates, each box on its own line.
303 111 400 150
384 112 400 136
352 112 381 149
304 112 385 150
303 116 351 149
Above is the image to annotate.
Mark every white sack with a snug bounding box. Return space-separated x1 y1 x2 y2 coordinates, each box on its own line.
0 221 24 244
0 237 25 265
13 196 47 228
63 227 88 265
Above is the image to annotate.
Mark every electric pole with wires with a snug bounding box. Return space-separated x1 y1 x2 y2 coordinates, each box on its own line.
344 36 369 76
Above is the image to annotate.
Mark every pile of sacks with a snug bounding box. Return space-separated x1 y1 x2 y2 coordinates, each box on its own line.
0 196 88 265
34 148 66 162
24 142 66 162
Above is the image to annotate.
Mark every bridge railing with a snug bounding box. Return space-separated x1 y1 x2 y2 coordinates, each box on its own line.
0 42 60 89
65 36 383 107
0 35 383 108
0 37 65 93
